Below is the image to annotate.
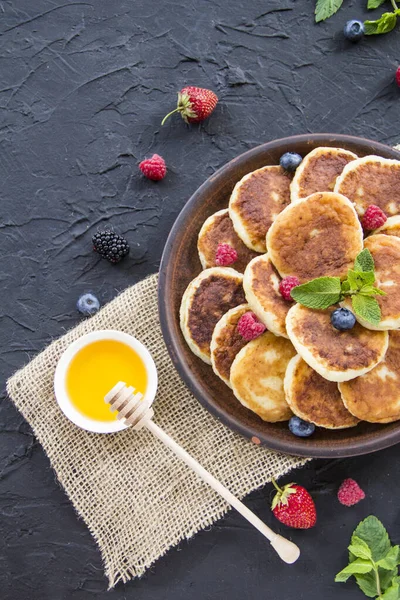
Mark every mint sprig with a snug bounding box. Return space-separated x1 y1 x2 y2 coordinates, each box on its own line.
315 0 400 36
335 516 400 599
290 249 386 326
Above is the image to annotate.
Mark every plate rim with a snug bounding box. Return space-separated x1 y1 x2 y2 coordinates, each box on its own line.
158 133 400 458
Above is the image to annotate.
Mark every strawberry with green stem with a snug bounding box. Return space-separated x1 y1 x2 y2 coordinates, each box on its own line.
161 86 218 125
271 479 317 529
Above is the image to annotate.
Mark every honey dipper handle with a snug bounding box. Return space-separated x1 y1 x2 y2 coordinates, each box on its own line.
145 420 300 564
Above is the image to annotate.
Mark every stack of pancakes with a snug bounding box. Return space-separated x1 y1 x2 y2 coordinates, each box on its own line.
180 147 400 429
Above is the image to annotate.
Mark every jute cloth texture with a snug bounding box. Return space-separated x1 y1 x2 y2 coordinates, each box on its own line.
7 273 308 587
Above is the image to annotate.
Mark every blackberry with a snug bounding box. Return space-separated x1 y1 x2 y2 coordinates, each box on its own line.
92 230 129 264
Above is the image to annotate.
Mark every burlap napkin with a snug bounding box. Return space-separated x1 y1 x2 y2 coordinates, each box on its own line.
7 274 308 587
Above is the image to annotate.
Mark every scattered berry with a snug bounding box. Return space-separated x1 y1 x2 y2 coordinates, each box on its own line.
162 86 218 125
362 205 387 230
279 276 300 301
237 312 266 341
343 20 364 42
331 308 356 331
215 243 238 266
396 66 400 87
279 152 302 172
77 293 100 316
92 230 130 264
338 478 365 507
271 480 317 529
139 154 167 181
289 416 315 438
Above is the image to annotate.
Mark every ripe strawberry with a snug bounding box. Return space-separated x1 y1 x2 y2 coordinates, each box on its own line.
271 479 316 529
139 154 167 181
162 86 218 125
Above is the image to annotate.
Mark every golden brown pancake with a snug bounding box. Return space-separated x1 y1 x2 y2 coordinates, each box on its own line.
359 235 400 330
375 215 400 238
334 156 400 217
229 166 292 253
243 254 290 338
230 332 295 422
180 267 245 364
210 304 250 387
339 331 400 423
291 147 357 202
266 192 363 283
286 304 388 382
284 355 359 429
197 209 259 273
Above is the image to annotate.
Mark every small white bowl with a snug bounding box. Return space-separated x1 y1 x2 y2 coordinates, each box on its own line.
54 330 158 434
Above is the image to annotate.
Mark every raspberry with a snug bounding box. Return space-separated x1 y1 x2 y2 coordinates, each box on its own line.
279 276 300 301
139 154 167 181
362 205 387 230
236 312 266 341
215 243 238 266
396 66 400 88
337 478 365 507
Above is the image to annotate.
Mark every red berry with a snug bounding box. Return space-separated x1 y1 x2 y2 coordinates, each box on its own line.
279 276 300 301
396 66 400 87
337 478 365 507
271 481 316 529
215 243 238 266
162 86 218 125
362 205 387 230
139 154 167 181
236 312 266 341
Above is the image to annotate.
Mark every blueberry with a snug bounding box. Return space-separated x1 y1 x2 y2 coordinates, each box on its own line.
77 293 100 316
279 152 302 172
344 20 364 42
331 308 356 331
289 416 315 438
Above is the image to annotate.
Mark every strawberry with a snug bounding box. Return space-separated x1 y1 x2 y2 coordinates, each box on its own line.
271 479 316 529
162 86 218 125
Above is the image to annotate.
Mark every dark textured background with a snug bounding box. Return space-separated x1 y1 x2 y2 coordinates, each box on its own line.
1 1 400 598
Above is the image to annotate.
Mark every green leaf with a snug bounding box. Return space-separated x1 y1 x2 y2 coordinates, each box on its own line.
353 516 391 562
348 269 363 291
290 277 341 309
315 0 343 22
370 287 387 296
335 559 373 582
378 546 400 570
367 0 387 8
349 536 373 561
364 11 398 35
354 249 375 273
352 294 381 326
341 279 351 293
380 582 400 600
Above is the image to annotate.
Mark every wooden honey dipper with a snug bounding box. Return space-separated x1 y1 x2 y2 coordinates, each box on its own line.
104 381 300 564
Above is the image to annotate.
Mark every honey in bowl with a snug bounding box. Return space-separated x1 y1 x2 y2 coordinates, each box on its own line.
66 339 148 422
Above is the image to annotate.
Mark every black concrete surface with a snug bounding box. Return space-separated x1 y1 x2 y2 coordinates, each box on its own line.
1 1 400 598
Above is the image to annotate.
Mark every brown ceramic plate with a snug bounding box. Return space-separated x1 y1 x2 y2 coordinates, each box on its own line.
158 134 400 458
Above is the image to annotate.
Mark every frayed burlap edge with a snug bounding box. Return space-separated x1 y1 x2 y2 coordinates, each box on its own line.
7 274 309 587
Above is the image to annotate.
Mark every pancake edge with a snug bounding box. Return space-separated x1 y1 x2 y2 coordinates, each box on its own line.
285 304 389 382
243 253 288 338
210 303 250 388
290 147 358 203
180 266 244 365
197 208 229 270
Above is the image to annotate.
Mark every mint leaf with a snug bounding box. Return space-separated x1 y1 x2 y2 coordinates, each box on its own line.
348 269 362 291
352 295 381 326
380 582 399 600
315 0 343 22
354 573 381 598
354 249 375 273
378 546 400 570
341 279 351 293
335 559 373 582
349 536 373 561
367 0 387 8
364 11 398 35
353 516 391 562
291 277 341 309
